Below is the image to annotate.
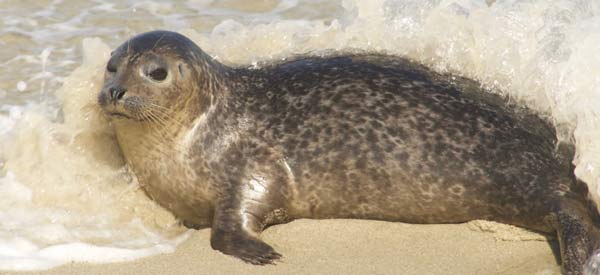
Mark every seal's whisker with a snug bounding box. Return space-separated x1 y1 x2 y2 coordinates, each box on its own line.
147 103 187 130
142 108 187 155
145 109 172 137
143 109 171 142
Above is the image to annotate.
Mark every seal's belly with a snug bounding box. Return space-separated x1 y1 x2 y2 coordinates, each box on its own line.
287 151 559 229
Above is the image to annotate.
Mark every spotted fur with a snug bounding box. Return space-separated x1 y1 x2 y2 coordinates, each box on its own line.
99 31 600 274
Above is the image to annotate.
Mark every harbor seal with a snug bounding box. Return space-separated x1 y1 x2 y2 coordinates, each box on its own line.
98 30 600 274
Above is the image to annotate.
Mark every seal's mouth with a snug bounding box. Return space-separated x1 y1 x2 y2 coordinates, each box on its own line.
105 111 150 122
107 112 135 120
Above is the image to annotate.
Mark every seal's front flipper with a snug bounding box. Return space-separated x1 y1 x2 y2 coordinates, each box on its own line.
209 196 283 265
211 227 282 265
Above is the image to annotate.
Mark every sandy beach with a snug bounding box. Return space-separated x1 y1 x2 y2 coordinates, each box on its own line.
11 219 560 275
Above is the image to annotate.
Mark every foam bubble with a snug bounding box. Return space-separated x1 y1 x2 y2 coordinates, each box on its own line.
16 81 27 92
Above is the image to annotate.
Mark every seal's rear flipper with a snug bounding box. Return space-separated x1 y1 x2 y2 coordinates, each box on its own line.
585 249 600 275
550 199 600 275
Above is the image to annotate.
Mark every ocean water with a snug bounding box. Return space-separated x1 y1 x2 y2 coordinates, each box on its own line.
1 0 600 271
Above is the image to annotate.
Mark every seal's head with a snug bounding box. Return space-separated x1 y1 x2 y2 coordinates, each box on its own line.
99 30 217 122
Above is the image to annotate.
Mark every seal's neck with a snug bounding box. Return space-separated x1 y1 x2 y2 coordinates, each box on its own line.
112 62 237 171
111 117 182 169
181 58 234 124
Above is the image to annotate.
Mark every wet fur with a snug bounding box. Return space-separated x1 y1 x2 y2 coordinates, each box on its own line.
99 31 600 274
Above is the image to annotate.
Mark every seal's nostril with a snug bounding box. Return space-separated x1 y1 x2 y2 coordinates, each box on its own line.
116 88 127 100
109 86 127 101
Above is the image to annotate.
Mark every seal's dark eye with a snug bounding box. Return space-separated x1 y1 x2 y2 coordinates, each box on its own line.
148 68 168 81
107 63 117 73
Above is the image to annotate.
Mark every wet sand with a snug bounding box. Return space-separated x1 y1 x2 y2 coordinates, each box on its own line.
12 219 561 275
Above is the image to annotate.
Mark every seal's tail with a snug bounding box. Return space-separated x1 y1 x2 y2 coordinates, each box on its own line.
582 195 600 275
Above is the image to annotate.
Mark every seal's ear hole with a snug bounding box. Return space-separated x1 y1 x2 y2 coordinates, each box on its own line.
178 64 184 77
148 68 168 81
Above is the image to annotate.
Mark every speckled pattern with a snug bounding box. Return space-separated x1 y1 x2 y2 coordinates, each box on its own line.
99 31 600 274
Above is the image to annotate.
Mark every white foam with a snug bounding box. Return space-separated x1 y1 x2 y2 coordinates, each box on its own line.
0 168 192 270
16 81 27 92
0 231 192 271
0 173 32 202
